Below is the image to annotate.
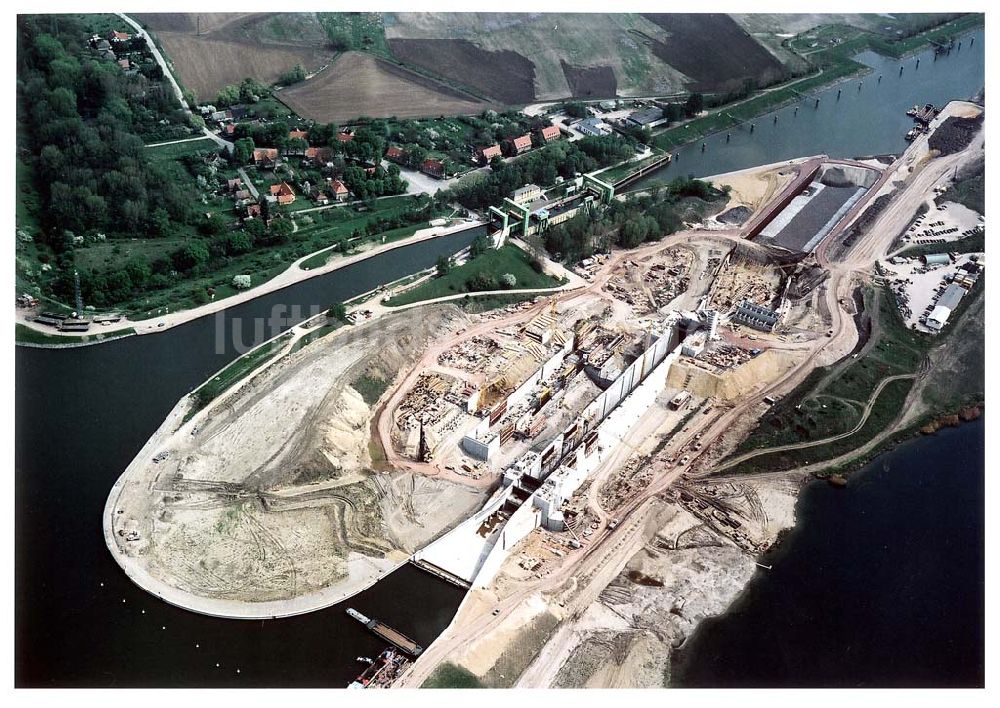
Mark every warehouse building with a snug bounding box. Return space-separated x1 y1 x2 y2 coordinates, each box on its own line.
926 283 966 331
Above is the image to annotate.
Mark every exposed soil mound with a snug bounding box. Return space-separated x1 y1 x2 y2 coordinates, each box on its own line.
716 205 753 225
560 60 617 99
929 115 984 156
642 13 787 93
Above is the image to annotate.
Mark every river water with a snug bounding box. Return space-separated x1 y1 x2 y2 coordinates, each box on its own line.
15 229 478 687
672 418 985 687
15 28 985 688
631 28 985 186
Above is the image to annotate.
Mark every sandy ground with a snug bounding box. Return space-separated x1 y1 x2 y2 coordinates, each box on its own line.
104 307 487 618
708 156 820 215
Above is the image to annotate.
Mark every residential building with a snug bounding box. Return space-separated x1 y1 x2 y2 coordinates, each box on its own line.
269 181 296 205
385 145 406 163
510 134 532 154
328 179 350 201
336 130 355 143
252 148 280 167
539 124 561 142
479 144 503 162
421 158 446 178
288 129 309 141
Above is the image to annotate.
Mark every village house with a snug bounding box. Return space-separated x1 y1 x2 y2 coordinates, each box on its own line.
328 178 350 202
108 30 131 43
336 130 355 143
385 145 406 164
223 123 236 137
269 181 296 205
288 129 309 141
508 133 532 155
244 203 262 220
252 148 280 168
479 144 502 163
304 147 335 165
420 158 446 179
539 124 561 143
226 177 243 192
234 189 252 202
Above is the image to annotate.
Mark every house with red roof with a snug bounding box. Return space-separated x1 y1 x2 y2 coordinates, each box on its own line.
539 124 561 143
304 147 334 164
385 145 406 164
479 144 502 163
252 148 280 167
420 158 446 178
269 181 296 205
509 133 532 155
328 179 350 201
336 130 355 143
288 129 309 141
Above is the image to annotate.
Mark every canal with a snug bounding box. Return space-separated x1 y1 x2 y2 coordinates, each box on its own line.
15 228 479 687
631 28 984 187
15 27 985 688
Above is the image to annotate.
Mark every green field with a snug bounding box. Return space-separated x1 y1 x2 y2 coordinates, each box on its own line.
385 245 559 306
724 285 934 473
144 138 220 160
422 662 484 689
318 13 390 57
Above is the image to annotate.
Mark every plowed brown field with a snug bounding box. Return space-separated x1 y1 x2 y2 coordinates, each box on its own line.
279 52 487 123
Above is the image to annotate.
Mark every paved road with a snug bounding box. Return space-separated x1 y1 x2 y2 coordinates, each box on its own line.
118 13 233 153
237 167 260 199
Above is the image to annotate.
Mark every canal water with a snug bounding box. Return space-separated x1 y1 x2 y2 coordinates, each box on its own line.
672 418 985 687
15 229 478 687
15 28 985 688
631 28 984 187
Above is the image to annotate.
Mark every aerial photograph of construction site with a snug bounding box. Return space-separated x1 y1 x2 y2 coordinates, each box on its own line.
11 1 991 702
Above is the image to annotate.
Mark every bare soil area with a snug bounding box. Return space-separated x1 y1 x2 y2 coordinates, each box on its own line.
642 13 788 93
280 52 487 123
107 307 487 614
388 38 537 104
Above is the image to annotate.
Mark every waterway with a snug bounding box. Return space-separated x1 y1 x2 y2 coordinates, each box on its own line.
15 229 478 687
631 28 984 187
14 28 986 688
672 418 985 687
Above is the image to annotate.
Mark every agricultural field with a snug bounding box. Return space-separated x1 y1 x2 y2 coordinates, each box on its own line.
279 52 487 123
641 14 788 93
383 13 694 101
135 12 333 102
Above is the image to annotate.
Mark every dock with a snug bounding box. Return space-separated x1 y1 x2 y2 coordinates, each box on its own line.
347 608 424 657
409 558 472 590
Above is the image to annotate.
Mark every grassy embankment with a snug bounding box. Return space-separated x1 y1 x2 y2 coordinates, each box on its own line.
422 662 485 689
723 274 983 475
653 14 984 152
384 245 560 307
186 332 293 420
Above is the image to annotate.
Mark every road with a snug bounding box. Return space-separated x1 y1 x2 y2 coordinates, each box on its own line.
236 168 260 199
118 13 233 153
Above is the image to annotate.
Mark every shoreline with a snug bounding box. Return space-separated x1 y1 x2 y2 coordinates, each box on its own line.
16 219 483 348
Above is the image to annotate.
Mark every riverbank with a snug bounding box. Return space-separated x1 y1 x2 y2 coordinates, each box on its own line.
15 219 483 347
653 14 983 152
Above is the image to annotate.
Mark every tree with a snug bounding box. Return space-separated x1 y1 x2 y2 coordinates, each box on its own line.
278 64 307 86
326 302 347 321
172 240 209 271
500 273 517 288
684 92 704 117
216 84 240 107
233 137 255 165
436 255 451 277
469 234 492 259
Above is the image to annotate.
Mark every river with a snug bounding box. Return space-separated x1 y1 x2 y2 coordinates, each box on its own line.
631 28 984 186
15 229 478 687
672 418 985 687
15 28 985 688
